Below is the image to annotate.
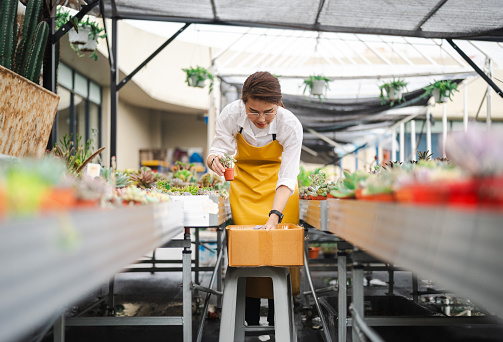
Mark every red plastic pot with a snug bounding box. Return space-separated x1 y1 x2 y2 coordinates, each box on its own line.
395 183 448 205
224 168 234 181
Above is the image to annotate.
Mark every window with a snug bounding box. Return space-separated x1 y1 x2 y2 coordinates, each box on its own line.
56 63 102 149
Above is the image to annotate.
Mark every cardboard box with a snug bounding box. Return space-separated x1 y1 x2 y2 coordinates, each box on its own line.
226 223 304 266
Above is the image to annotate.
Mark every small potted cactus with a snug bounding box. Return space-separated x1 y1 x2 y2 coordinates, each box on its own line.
219 154 237 181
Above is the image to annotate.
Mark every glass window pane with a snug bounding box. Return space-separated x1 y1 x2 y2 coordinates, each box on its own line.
74 73 88 98
75 94 86 144
58 64 73 90
89 103 101 151
89 81 101 105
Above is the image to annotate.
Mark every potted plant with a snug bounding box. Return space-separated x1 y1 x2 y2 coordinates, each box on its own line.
182 66 214 92
0 0 60 158
423 80 459 103
219 154 237 181
303 75 330 100
308 244 321 259
57 9 106 61
379 79 408 106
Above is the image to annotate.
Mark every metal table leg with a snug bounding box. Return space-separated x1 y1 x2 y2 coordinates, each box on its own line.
53 315 65 342
304 250 333 342
352 264 364 342
337 251 347 342
183 227 192 342
217 225 223 308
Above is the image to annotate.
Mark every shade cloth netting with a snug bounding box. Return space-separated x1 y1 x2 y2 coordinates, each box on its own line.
100 0 503 41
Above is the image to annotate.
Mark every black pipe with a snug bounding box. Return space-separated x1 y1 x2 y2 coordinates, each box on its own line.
446 39 503 98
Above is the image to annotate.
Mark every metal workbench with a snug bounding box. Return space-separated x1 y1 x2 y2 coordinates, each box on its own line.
327 198 503 341
0 201 184 342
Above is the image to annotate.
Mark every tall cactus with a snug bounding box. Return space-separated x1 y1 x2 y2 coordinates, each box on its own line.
24 21 48 83
14 0 45 76
0 0 19 69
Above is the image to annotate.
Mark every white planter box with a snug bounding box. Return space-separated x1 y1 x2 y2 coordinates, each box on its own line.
68 26 91 45
311 80 326 96
432 88 450 103
188 75 206 88
170 195 231 227
387 87 403 101
78 38 97 52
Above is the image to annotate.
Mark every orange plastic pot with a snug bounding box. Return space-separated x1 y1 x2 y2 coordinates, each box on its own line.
224 168 234 181
308 247 321 259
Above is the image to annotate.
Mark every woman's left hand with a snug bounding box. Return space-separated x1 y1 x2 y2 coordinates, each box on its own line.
264 215 279 231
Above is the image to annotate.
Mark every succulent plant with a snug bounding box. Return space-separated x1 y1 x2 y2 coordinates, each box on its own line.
219 154 236 169
170 177 185 188
130 167 159 189
329 170 368 198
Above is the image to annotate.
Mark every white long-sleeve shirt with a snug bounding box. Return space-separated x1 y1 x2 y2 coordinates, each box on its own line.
208 100 303 195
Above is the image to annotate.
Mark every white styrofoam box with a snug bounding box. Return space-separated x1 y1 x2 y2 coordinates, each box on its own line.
170 195 231 227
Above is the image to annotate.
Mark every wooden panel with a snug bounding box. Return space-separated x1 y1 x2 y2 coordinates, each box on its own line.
0 65 59 158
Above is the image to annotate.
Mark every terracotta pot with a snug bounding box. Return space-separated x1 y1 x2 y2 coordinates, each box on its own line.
224 168 234 181
317 195 327 200
308 247 321 259
360 193 395 202
74 199 100 209
327 193 334 198
41 188 77 211
355 189 363 200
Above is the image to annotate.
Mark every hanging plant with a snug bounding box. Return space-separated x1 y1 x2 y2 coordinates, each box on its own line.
423 80 459 103
303 75 330 101
57 8 106 61
182 66 214 93
378 79 408 107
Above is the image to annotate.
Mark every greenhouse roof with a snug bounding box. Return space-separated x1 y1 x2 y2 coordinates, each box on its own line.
101 0 503 41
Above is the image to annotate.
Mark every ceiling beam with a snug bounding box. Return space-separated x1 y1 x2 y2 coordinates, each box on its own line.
414 0 448 31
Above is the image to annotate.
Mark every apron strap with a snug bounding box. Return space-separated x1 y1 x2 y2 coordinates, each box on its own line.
239 127 243 134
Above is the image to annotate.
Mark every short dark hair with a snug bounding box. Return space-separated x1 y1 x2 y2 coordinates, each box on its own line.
241 71 283 106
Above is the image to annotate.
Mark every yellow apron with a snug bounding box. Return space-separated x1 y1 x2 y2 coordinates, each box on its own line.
230 131 300 299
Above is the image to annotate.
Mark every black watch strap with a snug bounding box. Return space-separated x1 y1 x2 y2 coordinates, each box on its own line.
269 209 284 223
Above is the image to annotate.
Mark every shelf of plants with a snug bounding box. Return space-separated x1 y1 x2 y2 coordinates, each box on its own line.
0 201 184 342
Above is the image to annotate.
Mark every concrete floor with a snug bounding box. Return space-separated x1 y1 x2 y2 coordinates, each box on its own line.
21 245 503 342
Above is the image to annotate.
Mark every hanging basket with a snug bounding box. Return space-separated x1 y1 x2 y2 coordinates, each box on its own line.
387 87 403 101
188 75 206 88
68 26 91 45
432 88 450 103
311 80 326 96
78 38 97 52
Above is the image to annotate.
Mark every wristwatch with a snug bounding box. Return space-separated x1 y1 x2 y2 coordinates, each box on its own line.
269 210 284 223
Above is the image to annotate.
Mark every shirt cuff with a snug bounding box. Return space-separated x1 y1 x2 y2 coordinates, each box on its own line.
276 178 297 196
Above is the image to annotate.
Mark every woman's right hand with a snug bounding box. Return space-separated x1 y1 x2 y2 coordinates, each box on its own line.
207 154 225 176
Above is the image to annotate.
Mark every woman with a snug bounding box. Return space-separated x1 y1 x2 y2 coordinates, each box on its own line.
206 71 303 326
